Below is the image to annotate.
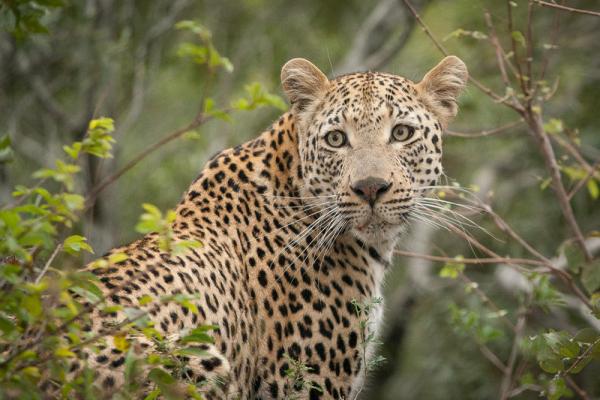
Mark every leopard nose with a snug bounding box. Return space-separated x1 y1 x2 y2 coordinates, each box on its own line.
351 177 392 207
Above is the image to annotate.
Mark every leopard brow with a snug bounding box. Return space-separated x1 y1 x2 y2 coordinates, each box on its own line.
394 119 419 128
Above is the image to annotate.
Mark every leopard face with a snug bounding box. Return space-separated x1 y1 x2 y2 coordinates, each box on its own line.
281 57 468 246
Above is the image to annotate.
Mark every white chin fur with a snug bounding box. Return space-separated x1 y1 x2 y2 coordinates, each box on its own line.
350 221 406 247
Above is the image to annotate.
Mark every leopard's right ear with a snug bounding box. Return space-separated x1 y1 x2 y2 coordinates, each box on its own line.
281 58 329 111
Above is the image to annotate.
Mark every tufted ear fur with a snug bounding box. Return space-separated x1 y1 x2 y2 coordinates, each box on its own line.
281 58 329 112
416 56 468 127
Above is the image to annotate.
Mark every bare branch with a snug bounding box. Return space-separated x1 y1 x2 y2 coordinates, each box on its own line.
34 244 62 284
525 113 592 261
507 1 529 97
532 0 600 18
525 2 535 98
84 111 209 209
477 339 508 373
446 119 524 138
401 0 525 113
564 376 592 400
394 250 546 268
568 163 600 200
500 311 526 400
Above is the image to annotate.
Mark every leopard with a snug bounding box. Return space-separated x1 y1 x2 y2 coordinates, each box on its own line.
63 55 468 399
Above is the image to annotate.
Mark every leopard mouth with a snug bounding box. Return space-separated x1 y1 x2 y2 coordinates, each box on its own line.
355 213 390 232
354 210 411 233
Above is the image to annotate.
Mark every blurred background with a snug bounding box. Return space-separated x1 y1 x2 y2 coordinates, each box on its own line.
1 0 599 398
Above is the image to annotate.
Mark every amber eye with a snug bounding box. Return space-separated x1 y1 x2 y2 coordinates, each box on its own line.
324 130 348 148
391 124 415 142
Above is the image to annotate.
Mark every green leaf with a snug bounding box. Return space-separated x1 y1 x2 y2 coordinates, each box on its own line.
573 328 599 344
203 98 232 122
443 29 487 41
543 118 564 135
232 82 287 111
135 203 164 234
148 367 175 385
55 347 76 358
568 354 592 374
138 295 154 306
586 179 599 200
180 325 218 344
511 31 526 48
0 134 14 164
108 252 129 264
143 389 161 400
21 295 43 320
0 313 16 335
561 241 585 273
539 357 563 373
581 259 600 293
439 260 465 279
113 334 129 352
174 347 209 357
547 377 573 400
64 235 94 254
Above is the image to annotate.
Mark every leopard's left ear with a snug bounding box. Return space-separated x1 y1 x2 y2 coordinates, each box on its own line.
416 56 468 127
281 58 329 112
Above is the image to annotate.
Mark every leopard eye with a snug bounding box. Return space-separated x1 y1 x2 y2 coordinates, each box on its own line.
391 124 415 143
324 130 347 148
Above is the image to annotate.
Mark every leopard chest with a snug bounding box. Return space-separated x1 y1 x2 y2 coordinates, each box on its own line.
240 226 388 399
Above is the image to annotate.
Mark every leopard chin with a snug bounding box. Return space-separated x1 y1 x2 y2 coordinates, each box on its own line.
350 214 408 247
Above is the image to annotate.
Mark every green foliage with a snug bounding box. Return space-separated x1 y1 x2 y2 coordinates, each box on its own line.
0 0 64 38
0 17 292 395
232 82 287 111
448 303 504 344
0 134 13 164
135 203 201 254
439 259 465 279
63 118 116 160
283 353 323 399
443 29 487 41
351 297 386 372
175 20 233 72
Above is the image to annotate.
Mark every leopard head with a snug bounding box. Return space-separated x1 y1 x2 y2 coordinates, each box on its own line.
281 56 468 247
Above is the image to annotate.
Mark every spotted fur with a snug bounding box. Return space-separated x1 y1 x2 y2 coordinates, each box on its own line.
64 56 467 399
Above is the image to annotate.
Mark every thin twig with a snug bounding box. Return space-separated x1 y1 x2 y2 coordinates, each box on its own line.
460 273 516 331
507 0 529 97
484 10 521 81
480 202 591 308
568 163 600 200
562 337 600 376
532 0 600 18
484 11 510 89
446 119 523 138
400 0 524 113
34 244 62 284
525 2 535 99
525 113 592 262
539 1 562 82
499 310 526 400
394 249 546 268
84 113 207 209
565 376 591 400
476 339 508 373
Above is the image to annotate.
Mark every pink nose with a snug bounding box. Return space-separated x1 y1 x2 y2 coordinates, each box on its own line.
351 177 392 207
